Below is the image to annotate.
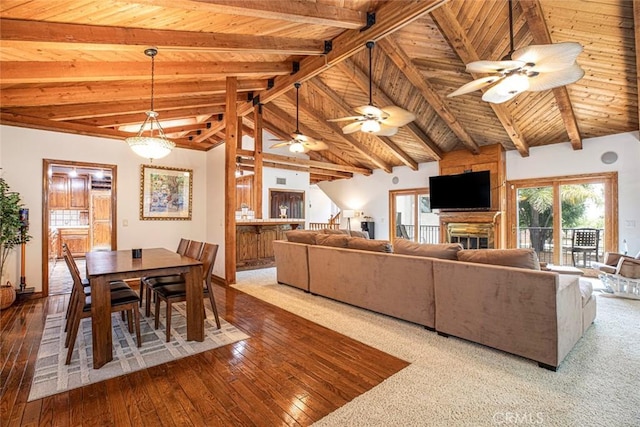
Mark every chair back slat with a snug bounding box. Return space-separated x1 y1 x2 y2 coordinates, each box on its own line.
177 238 190 255
184 241 204 259
199 243 219 284
62 244 86 303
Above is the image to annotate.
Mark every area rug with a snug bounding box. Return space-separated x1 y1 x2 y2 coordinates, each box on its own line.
28 303 249 402
234 268 640 426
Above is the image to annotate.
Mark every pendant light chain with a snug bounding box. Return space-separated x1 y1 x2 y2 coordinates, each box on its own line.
367 41 374 106
150 52 155 112
295 82 300 133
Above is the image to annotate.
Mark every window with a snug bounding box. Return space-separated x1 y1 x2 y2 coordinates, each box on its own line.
389 188 439 243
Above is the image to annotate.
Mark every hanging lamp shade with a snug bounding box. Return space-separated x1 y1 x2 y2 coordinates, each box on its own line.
125 48 175 161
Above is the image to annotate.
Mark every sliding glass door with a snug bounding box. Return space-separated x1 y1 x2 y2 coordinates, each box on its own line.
390 189 439 243
508 173 617 269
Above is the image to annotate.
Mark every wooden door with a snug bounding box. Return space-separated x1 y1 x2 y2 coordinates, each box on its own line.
91 191 112 251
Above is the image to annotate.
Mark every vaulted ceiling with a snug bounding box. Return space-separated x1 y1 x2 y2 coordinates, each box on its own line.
1 0 638 183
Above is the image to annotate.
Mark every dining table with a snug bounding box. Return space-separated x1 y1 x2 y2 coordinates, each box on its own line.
85 247 203 369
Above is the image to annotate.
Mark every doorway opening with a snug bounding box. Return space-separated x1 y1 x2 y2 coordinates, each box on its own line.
507 172 617 274
389 188 439 244
42 159 117 297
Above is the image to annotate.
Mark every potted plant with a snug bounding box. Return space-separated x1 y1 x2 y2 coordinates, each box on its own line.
0 177 29 309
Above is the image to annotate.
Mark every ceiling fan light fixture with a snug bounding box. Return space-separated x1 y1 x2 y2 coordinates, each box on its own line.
289 140 306 153
361 119 381 133
125 48 175 162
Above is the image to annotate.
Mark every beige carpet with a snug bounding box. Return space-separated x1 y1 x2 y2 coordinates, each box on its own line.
235 268 640 427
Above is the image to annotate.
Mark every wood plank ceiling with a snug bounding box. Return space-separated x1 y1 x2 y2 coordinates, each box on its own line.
1 0 638 183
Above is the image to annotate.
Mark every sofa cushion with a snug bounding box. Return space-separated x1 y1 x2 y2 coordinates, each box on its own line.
314 233 350 248
457 248 541 270
578 279 594 307
349 230 370 239
285 230 317 245
347 237 392 253
394 239 463 260
323 228 350 235
616 257 640 279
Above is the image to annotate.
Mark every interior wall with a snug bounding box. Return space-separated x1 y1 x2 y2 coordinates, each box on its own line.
0 125 207 292
205 145 226 278
318 162 439 239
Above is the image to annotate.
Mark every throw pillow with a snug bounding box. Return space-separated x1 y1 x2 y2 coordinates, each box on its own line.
285 230 318 245
314 233 350 248
347 237 392 253
457 248 541 270
393 239 463 260
323 228 350 235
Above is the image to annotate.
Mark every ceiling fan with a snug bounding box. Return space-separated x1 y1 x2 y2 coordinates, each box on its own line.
328 41 415 136
447 0 584 104
269 82 328 153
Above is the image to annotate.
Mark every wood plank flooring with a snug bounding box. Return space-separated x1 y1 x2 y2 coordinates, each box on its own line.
0 285 409 426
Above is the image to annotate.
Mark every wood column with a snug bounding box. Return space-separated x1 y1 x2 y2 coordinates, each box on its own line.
225 77 238 285
253 105 264 219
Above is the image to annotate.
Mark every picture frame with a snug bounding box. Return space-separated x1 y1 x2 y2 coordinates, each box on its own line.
140 165 192 220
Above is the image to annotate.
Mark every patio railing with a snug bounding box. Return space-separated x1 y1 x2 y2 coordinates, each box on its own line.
517 227 604 266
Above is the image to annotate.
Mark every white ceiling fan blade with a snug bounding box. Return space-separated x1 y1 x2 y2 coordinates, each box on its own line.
342 121 363 134
379 106 415 127
466 60 524 73
269 141 291 149
526 63 585 92
513 42 583 72
327 116 365 122
481 77 527 104
372 124 398 136
306 140 329 150
355 105 384 118
447 75 505 98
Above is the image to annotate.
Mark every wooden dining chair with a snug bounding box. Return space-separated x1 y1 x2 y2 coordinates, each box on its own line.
62 243 129 328
138 238 191 308
141 240 204 317
64 247 142 365
152 243 220 342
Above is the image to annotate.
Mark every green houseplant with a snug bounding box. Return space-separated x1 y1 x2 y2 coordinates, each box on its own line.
0 177 29 308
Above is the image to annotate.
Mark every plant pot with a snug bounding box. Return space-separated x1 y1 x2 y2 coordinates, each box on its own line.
0 282 16 310
280 208 287 218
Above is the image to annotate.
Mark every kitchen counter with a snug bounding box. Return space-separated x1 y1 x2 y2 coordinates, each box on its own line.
236 221 304 270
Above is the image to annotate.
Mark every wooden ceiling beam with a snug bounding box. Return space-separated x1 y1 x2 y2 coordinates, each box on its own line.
236 0 449 117
0 18 325 55
0 80 267 108
0 112 208 150
375 39 478 156
21 94 242 121
277 83 393 173
0 61 292 84
75 108 223 128
262 153 371 176
335 59 444 162
519 0 582 150
430 4 531 157
633 0 640 129
173 0 365 29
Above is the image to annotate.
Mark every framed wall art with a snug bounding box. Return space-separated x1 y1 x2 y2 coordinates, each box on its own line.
140 165 192 220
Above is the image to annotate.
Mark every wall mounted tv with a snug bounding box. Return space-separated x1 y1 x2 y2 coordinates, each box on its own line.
428 170 491 210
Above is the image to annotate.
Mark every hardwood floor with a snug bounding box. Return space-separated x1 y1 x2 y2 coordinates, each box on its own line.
1 284 409 426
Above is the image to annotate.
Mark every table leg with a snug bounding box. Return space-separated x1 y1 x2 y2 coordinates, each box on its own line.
185 265 204 341
91 276 113 369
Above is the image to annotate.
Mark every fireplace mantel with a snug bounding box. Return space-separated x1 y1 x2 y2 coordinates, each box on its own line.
438 211 503 248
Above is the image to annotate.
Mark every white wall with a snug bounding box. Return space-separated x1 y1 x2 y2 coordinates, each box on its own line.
205 145 226 278
0 125 207 291
318 162 439 239
507 131 640 255
318 132 639 251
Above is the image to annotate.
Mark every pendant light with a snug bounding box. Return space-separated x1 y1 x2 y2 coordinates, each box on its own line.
125 48 175 161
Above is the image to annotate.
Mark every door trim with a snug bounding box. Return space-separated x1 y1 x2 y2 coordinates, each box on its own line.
42 159 118 297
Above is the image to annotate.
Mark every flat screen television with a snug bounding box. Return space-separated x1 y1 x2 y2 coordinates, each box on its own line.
428 170 491 210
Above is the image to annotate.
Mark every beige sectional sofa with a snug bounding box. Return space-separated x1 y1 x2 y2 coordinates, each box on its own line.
273 231 597 370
